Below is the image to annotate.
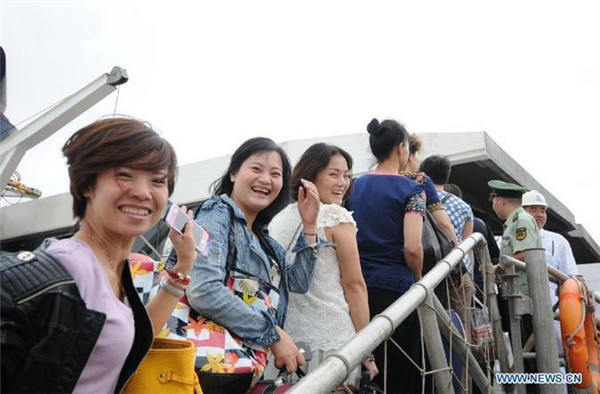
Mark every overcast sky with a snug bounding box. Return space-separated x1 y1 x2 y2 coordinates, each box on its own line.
1 0 599 244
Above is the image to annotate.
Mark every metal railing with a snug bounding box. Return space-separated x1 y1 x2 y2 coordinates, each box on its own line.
288 231 589 393
289 233 491 393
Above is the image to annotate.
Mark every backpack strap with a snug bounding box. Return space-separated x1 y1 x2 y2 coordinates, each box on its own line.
441 193 452 205
255 230 283 282
221 203 237 284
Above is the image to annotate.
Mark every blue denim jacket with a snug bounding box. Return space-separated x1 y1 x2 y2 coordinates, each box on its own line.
187 194 322 347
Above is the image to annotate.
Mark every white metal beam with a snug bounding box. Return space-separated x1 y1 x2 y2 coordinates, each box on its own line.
0 66 127 188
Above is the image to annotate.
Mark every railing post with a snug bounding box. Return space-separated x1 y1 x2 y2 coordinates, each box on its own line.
484 261 511 377
501 255 526 394
510 258 600 334
524 249 561 394
418 293 453 393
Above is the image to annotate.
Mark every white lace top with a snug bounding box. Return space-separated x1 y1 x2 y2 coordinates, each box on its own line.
269 202 358 350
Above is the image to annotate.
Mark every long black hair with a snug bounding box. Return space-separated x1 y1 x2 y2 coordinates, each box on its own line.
211 137 291 228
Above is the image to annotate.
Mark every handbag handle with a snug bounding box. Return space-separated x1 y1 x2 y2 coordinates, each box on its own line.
440 193 452 205
285 222 303 255
256 230 283 275
274 367 306 385
158 370 202 393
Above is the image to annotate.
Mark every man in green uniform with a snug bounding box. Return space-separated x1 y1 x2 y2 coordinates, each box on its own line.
488 180 542 296
489 180 542 380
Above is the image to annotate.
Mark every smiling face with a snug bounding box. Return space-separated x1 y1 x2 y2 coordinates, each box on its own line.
313 154 351 205
230 151 284 220
84 167 169 239
524 205 547 229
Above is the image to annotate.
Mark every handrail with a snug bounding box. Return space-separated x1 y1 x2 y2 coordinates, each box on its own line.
504 255 600 305
288 233 487 393
504 256 600 329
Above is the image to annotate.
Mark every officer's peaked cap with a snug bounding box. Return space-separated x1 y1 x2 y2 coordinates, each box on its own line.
488 180 529 199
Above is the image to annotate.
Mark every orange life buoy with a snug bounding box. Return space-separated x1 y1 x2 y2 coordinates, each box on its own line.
559 277 600 393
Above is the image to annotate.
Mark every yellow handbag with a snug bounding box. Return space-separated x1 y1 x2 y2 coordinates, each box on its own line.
123 338 203 394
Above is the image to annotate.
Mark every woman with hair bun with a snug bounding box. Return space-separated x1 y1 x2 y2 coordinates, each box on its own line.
346 118 426 393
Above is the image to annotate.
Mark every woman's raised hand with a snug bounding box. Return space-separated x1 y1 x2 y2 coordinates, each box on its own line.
168 205 197 273
297 179 320 235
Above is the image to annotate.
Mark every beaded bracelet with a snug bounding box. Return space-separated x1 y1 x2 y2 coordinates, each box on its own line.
164 269 191 286
160 274 187 290
303 232 317 237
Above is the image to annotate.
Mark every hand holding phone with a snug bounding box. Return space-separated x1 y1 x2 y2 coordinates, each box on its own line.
163 202 210 256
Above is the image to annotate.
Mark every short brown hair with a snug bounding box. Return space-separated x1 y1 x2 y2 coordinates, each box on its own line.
408 134 422 156
62 117 177 219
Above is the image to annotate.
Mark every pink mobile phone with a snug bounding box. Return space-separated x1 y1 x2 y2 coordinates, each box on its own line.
163 202 210 256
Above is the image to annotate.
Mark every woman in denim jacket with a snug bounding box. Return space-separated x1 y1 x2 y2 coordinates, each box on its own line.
186 137 323 392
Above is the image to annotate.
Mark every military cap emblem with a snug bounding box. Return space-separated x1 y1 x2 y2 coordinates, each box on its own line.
515 227 527 241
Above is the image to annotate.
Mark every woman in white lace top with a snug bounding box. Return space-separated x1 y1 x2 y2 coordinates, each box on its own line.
268 143 378 387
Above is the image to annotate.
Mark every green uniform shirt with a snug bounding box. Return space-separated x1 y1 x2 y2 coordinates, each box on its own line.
500 206 542 296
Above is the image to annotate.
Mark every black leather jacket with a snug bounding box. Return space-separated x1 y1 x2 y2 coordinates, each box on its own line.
0 246 153 393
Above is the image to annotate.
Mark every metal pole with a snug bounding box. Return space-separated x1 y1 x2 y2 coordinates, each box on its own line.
431 294 490 393
484 261 512 376
0 66 128 189
287 283 428 393
524 249 561 394
510 259 600 330
418 294 453 393
501 255 526 394
289 234 485 394
476 242 512 377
